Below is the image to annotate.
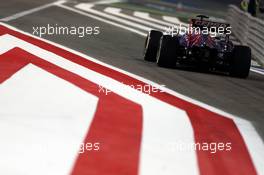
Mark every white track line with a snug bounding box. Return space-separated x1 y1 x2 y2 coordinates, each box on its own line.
93 0 123 5
0 0 66 22
250 67 264 75
134 11 175 26
75 3 152 32
104 7 166 30
163 16 181 24
251 60 261 67
1 22 263 175
163 16 188 27
57 4 146 36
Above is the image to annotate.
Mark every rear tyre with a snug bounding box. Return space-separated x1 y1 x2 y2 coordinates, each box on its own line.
229 45 251 78
144 30 163 62
157 35 179 68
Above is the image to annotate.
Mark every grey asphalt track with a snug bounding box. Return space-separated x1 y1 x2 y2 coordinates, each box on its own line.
0 0 55 18
1 0 264 140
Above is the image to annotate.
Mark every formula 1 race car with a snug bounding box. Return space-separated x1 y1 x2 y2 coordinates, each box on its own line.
144 15 251 78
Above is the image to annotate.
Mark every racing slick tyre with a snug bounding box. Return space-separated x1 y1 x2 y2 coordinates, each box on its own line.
157 35 179 68
144 30 163 62
229 45 251 78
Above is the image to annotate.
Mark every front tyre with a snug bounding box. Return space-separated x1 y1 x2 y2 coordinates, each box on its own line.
144 30 163 62
229 45 251 78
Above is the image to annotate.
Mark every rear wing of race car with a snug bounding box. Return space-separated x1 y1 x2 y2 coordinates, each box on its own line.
190 18 231 35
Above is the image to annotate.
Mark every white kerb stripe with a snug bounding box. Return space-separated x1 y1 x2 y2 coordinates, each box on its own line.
0 64 98 175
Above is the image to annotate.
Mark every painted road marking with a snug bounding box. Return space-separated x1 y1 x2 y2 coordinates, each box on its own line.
0 64 98 175
162 16 188 27
57 4 146 36
251 60 261 67
0 0 66 22
251 67 264 75
163 16 182 25
1 23 264 175
91 0 123 5
104 7 167 30
134 11 175 26
75 3 153 32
